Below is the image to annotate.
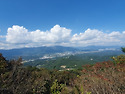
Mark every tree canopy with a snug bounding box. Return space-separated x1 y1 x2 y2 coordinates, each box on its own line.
121 47 125 53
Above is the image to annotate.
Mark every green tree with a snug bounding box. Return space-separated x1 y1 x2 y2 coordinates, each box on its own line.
121 47 125 53
0 53 7 74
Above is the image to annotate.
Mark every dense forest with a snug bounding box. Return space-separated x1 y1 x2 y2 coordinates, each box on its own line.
0 48 125 94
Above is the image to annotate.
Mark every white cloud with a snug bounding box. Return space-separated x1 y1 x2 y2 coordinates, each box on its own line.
0 25 125 49
70 28 125 47
6 25 71 44
71 29 104 41
6 25 30 43
0 41 10 49
30 25 71 43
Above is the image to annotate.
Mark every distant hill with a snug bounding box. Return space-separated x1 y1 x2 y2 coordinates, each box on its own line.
0 46 78 60
0 45 123 69
78 45 121 51
0 45 122 60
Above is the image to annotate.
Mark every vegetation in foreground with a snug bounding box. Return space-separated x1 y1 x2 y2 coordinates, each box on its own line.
0 49 125 94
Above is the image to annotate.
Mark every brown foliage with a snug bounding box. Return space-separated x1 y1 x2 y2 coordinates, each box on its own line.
74 61 125 94
0 53 125 94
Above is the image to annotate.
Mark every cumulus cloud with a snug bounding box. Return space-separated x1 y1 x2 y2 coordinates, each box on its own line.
0 25 125 49
70 29 125 47
30 25 71 43
6 25 71 44
71 29 104 41
6 25 31 43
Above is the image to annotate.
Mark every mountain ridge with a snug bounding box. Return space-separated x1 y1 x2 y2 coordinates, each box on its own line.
0 46 78 59
0 45 122 60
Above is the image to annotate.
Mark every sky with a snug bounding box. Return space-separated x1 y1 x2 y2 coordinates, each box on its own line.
0 0 125 49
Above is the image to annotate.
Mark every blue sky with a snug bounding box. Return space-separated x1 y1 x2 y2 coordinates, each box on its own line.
0 0 125 49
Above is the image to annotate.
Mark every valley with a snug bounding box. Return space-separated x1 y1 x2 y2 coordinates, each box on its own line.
0 46 123 70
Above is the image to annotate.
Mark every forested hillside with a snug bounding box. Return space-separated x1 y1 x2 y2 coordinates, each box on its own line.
24 50 123 70
0 50 125 94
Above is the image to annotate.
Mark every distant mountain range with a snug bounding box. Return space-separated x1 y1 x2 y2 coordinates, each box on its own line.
78 45 122 51
0 46 78 60
0 45 122 60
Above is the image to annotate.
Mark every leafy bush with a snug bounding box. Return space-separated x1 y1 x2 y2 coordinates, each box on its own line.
0 53 125 94
112 54 125 64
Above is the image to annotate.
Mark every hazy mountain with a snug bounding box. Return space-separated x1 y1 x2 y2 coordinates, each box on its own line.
0 46 78 60
0 45 122 60
77 45 121 51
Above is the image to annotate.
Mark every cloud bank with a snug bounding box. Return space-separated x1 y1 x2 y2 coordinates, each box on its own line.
0 25 125 49
6 25 71 44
